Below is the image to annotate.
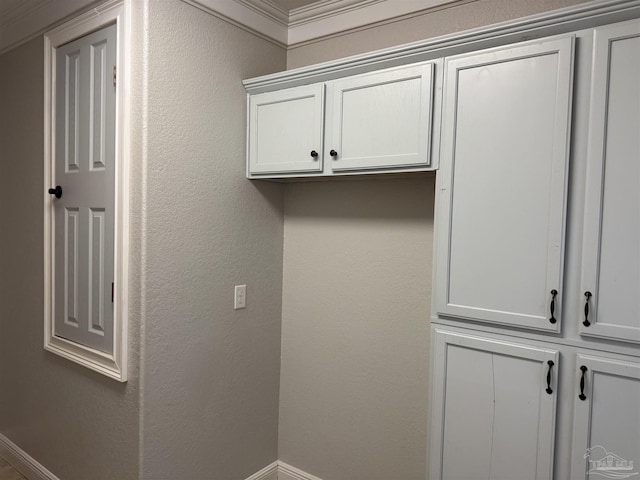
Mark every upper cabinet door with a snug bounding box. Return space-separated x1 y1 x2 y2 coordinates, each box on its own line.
248 84 324 175
580 20 640 344
326 63 435 172
570 353 640 480
434 37 574 332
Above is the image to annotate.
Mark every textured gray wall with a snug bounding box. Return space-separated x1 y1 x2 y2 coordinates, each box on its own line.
279 177 435 480
139 1 286 479
0 36 141 480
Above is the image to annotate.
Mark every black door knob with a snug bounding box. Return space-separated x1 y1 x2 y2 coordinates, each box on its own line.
310 150 318 158
48 186 62 199
330 149 338 158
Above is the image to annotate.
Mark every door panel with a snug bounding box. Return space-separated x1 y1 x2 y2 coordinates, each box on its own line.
580 20 640 343
434 37 574 332
53 24 116 353
570 354 640 479
248 84 324 175
326 63 434 171
430 328 558 480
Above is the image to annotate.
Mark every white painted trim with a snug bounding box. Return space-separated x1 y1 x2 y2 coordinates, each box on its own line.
0 0 97 56
43 0 130 382
183 0 288 47
244 461 324 480
287 0 459 46
1 0 454 53
244 461 279 480
3 0 639 57
182 0 461 47
277 462 324 480
0 434 61 480
244 0 640 93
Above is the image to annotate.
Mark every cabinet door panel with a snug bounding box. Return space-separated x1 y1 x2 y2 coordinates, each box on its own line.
580 20 640 343
248 84 324 175
570 354 640 480
435 37 574 332
327 63 434 171
430 329 558 480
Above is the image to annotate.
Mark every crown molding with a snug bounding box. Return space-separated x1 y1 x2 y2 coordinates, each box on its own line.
0 0 97 55
287 0 458 45
180 0 459 48
0 0 464 55
244 0 640 93
3 0 639 56
183 0 289 47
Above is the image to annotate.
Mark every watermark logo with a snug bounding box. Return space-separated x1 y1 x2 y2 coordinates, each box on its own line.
585 446 638 479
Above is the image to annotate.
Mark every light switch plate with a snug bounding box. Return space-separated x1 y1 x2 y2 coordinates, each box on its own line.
234 285 246 310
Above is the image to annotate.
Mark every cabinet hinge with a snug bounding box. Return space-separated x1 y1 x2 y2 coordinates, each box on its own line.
113 65 117 88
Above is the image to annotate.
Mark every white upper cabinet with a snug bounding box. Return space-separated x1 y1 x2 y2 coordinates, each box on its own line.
570 353 640 479
248 84 325 175
434 36 575 332
325 63 434 172
429 328 559 480
580 20 640 344
246 62 438 178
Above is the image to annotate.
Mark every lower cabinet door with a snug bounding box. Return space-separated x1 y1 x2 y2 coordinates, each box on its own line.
430 328 559 480
570 353 640 480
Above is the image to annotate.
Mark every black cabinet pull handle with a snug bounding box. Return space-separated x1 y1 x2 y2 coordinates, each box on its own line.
329 149 338 158
48 186 62 199
579 365 588 401
545 360 554 395
310 150 318 159
583 291 592 327
549 289 558 324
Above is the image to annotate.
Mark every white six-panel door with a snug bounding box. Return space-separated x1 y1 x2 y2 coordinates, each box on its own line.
326 62 434 172
570 354 640 479
429 328 559 480
434 37 574 332
580 20 640 344
53 24 116 354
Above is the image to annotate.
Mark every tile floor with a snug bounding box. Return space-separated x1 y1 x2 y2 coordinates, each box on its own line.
0 457 26 480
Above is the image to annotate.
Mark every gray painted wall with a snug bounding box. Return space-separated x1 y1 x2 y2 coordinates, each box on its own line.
139 1 286 479
0 37 140 480
279 1 590 479
279 178 435 480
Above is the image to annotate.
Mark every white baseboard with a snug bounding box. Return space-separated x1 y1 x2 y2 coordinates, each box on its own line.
247 461 324 480
246 461 279 480
277 461 324 480
0 434 60 480
0 439 315 480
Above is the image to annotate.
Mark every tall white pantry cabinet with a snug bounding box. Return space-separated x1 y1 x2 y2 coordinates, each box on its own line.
242 6 640 480
430 20 640 480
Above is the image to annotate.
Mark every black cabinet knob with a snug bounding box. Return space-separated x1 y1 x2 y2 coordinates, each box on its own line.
330 149 338 158
310 150 318 159
48 186 62 199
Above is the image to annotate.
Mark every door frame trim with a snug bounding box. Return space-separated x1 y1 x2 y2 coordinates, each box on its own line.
43 0 130 382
